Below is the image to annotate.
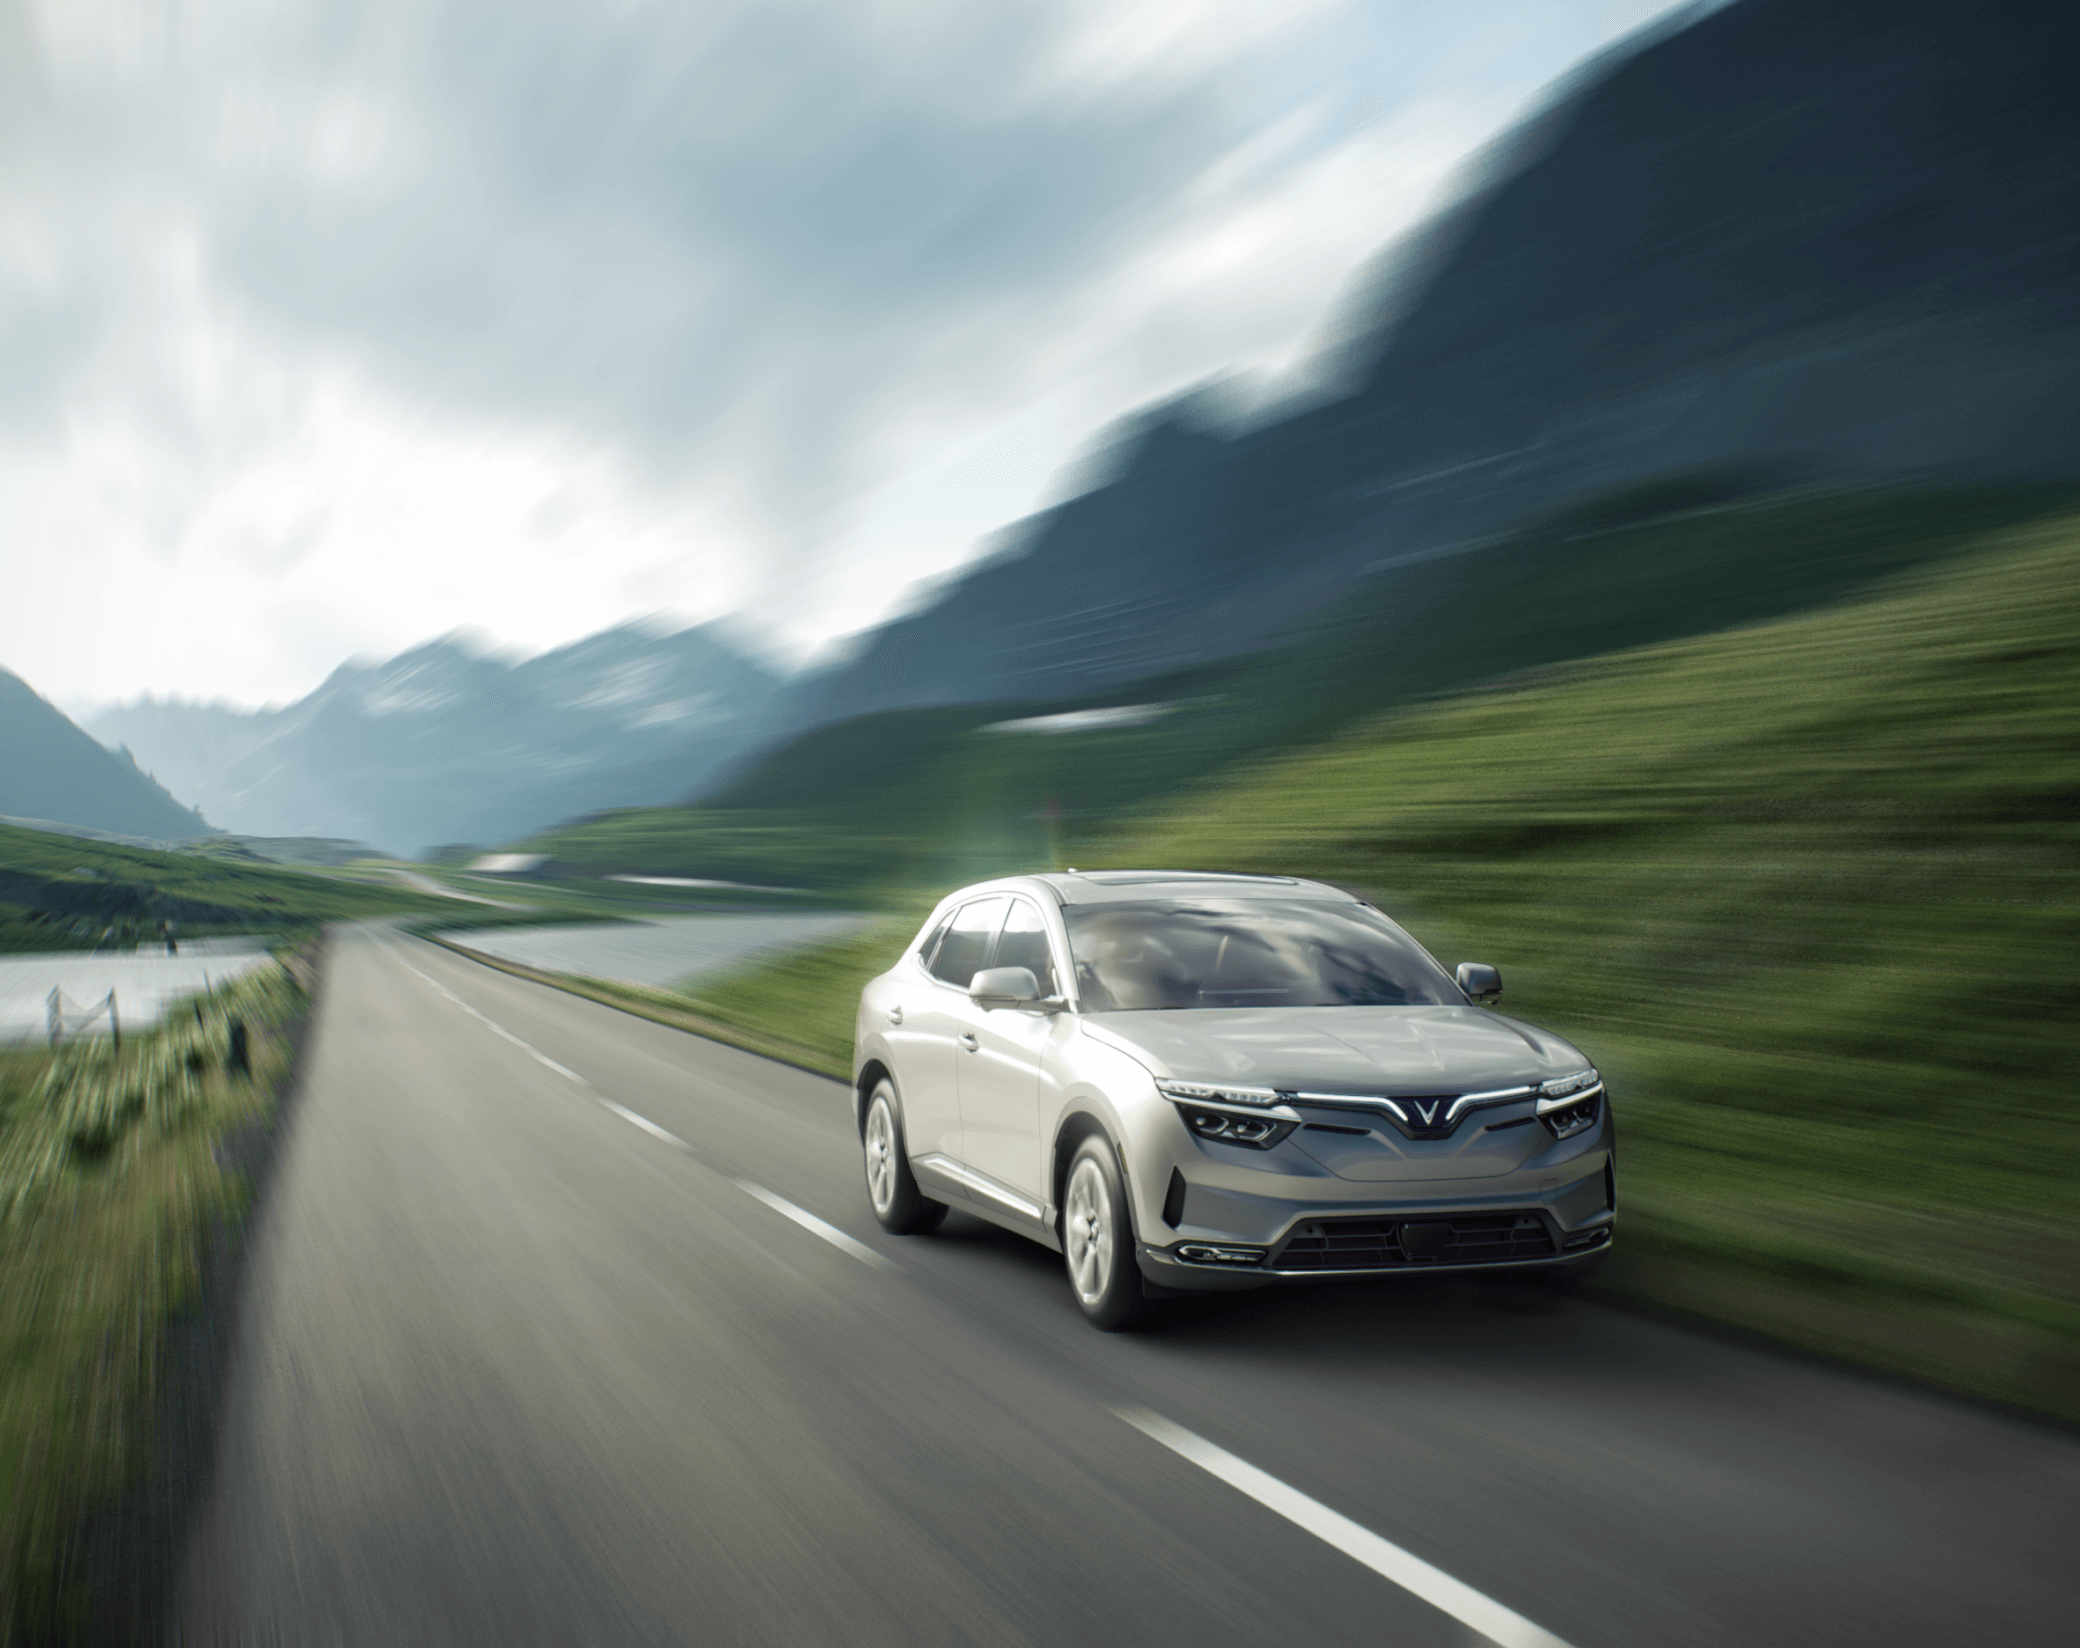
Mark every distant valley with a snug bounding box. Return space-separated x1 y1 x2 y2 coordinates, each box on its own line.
84 623 781 858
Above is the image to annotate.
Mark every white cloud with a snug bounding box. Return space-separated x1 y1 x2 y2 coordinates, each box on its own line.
0 0 1695 708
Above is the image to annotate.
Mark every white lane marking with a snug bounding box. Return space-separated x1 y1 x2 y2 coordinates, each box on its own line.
383 938 875 1261
598 1097 689 1150
736 1181 894 1272
1112 1408 1575 1648
384 938 697 1156
387 948 590 1085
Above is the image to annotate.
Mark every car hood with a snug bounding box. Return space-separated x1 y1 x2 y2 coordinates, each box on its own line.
1082 1005 1584 1093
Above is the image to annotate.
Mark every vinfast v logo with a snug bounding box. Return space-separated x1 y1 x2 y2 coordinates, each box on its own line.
1409 1098 1443 1127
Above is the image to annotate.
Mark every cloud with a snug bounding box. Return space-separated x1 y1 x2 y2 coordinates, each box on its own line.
0 0 1693 708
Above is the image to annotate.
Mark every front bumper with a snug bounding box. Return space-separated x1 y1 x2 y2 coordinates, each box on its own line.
1138 1207 1613 1290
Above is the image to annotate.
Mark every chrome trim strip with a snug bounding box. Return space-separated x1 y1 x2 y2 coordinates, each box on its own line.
1281 1087 1536 1127
1282 1092 1409 1123
912 1154 1046 1222
1448 1085 1535 1120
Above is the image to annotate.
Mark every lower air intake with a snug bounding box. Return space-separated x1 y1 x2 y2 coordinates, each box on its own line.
1273 1213 1554 1270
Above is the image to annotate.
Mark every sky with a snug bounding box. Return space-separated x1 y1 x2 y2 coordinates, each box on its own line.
0 0 1697 714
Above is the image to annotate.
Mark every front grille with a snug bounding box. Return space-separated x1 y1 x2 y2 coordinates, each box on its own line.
1273 1213 1555 1271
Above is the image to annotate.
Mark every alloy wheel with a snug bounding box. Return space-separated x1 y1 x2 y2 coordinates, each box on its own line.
865 1096 897 1216
1065 1156 1112 1304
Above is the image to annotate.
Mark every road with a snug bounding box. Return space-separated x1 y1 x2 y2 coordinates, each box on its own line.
172 926 2080 1645
383 868 524 908
434 911 870 990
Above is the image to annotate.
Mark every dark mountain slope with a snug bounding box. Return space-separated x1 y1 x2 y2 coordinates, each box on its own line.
0 668 214 842
530 484 2077 893
767 0 2080 747
1335 0 2080 490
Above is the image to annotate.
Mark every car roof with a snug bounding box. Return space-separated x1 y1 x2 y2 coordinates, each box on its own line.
938 870 1349 908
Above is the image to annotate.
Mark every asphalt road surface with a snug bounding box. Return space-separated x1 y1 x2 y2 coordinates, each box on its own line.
172 926 2080 1645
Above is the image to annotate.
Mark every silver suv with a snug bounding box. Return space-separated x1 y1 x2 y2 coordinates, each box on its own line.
853 870 1615 1328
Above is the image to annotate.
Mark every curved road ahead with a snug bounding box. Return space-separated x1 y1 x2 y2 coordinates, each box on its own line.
173 927 2079 1645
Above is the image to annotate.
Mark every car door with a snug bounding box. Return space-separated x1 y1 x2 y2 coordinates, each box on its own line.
953 895 1062 1222
900 895 1009 1179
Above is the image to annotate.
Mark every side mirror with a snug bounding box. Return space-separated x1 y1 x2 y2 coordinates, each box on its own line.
1455 962 1502 1005
969 966 1044 1010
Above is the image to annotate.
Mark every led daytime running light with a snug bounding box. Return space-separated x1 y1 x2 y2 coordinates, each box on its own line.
1157 1081 1281 1107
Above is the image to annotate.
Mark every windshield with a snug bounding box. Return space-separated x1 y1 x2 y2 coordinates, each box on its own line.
1063 898 1462 1011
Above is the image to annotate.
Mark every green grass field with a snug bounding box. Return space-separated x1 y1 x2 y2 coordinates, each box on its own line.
631 505 2079 1416
0 822 452 953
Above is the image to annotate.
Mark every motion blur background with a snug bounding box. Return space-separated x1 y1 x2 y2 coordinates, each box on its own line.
1 0 2077 1637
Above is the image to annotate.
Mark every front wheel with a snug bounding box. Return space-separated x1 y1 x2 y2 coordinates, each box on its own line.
1060 1136 1150 1331
862 1081 946 1235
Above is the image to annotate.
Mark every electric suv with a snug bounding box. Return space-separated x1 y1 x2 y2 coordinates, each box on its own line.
853 870 1615 1328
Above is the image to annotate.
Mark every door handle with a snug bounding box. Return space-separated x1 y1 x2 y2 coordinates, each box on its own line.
886 1006 903 1025
959 1033 979 1052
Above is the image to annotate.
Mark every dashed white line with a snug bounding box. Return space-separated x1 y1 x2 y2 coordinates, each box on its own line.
1112 1408 1575 1648
598 1098 689 1150
736 1181 894 1271
388 948 589 1084
385 939 886 1261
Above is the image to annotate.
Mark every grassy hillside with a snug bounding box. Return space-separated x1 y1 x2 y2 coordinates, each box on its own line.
635 506 2079 1416
0 822 452 952
520 485 2077 897
1079 510 2080 1412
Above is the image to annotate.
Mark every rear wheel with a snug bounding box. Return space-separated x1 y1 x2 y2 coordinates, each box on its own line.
1060 1136 1150 1330
862 1080 946 1235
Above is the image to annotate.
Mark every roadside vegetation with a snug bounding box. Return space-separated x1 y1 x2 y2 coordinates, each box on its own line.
608 503 2078 1419
1089 510 2080 1417
0 949 319 1642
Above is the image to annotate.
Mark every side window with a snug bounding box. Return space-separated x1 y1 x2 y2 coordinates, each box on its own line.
993 899 1059 996
928 896 1009 988
914 912 955 972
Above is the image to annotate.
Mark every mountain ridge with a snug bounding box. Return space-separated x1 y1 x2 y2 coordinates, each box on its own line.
758 0 2080 752
88 621 784 857
0 668 215 844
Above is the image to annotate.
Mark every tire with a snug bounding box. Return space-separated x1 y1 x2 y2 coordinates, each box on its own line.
1060 1135 1150 1330
862 1080 947 1235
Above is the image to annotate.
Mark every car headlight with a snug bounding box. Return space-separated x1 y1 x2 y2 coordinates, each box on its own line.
1535 1069 1603 1139
1157 1081 1281 1107
1158 1082 1297 1150
1176 1108 1297 1149
1537 1068 1600 1102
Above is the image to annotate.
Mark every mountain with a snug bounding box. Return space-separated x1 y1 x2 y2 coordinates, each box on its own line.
89 622 782 857
768 0 2080 742
0 667 215 843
